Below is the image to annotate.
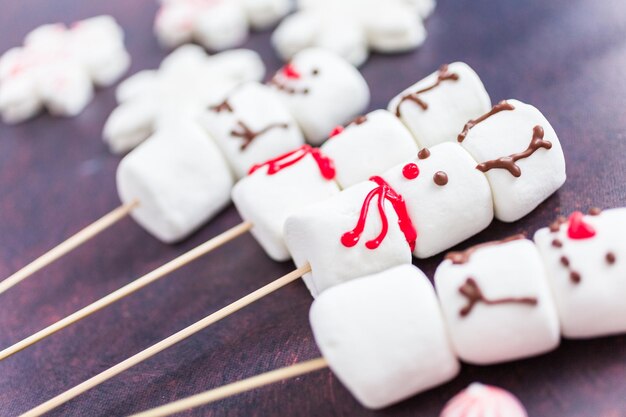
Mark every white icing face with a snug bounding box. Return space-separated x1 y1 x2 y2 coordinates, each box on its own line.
534 208 626 339
268 48 369 145
310 265 459 409
435 238 560 365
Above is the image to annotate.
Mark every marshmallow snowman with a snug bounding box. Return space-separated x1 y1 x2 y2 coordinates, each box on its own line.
155 0 291 51
388 62 491 149
534 208 626 339
232 145 340 261
382 142 494 258
272 0 433 67
320 110 418 188
310 264 459 409
440 383 528 417
199 82 304 179
435 236 560 365
0 16 130 124
117 121 233 243
459 99 566 222
267 48 370 145
104 45 264 154
284 177 415 297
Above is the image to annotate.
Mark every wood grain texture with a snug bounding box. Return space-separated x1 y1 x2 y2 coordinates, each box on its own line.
1 0 626 416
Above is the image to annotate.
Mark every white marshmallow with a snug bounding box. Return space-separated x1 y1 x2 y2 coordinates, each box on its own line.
382 142 493 258
435 237 560 365
310 265 460 409
361 1 426 53
242 0 291 29
388 62 491 148
269 48 370 145
321 110 418 188
284 179 413 297
232 146 340 261
116 121 233 243
460 99 566 222
37 62 94 117
534 208 626 339
200 82 304 179
104 46 264 154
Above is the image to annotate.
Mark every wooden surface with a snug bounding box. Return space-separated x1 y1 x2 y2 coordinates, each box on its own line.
1 0 626 416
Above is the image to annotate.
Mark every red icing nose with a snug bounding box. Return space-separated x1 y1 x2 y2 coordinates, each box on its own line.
567 211 596 239
329 126 344 138
282 63 301 79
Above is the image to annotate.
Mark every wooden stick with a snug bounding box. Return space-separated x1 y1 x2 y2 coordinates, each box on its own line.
0 221 254 361
130 358 329 417
0 200 139 296
19 263 311 417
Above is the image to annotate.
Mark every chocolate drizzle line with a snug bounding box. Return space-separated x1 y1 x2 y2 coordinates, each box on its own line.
418 148 430 159
267 77 309 95
445 234 526 265
433 171 448 186
209 97 233 113
476 125 552 177
394 64 459 117
231 121 290 151
458 277 538 317
457 101 515 143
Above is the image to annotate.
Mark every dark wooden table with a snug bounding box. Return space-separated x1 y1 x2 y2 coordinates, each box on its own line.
1 0 626 416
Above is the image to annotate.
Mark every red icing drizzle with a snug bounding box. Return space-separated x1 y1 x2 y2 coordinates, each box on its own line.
329 125 344 138
402 163 420 180
248 145 335 180
282 63 301 79
341 176 417 251
567 211 596 240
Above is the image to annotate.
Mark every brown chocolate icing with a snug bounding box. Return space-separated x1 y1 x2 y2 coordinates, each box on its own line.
445 234 526 265
552 239 563 248
231 121 290 151
606 252 617 265
476 125 552 177
589 207 602 216
267 77 309 95
458 277 538 317
433 171 448 186
549 216 567 233
394 64 459 117
209 98 233 113
350 115 368 126
570 272 581 283
457 100 515 143
418 148 430 159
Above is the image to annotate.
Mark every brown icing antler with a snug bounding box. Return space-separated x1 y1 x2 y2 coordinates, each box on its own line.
459 277 538 317
395 64 459 117
230 121 290 151
457 100 515 143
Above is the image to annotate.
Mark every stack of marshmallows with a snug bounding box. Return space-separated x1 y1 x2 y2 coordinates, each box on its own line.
308 207 626 409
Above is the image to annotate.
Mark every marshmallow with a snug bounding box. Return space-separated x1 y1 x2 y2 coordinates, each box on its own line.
0 16 130 124
268 48 370 145
388 62 491 148
284 178 414 297
459 99 566 222
320 110 418 188
200 82 304 179
435 236 560 365
232 146 340 261
440 383 528 417
534 208 626 339
382 142 494 258
272 0 432 67
310 265 459 409
155 0 290 51
104 45 264 154
116 121 233 243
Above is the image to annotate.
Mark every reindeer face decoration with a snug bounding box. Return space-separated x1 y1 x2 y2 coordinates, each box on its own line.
435 237 560 365
268 48 370 145
201 82 304 179
534 208 626 339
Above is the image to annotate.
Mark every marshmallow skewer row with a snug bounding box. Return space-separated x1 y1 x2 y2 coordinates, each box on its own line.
129 208 623 416
18 86 566 414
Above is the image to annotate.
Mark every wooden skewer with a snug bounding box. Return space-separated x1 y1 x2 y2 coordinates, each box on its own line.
130 358 329 417
0 221 254 361
0 200 139 296
19 263 311 417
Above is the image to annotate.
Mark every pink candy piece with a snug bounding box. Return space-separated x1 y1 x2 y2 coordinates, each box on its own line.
440 383 528 417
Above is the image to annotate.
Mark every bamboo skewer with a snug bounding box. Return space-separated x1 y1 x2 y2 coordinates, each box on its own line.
0 200 140 296
130 358 329 417
19 263 311 417
0 221 254 361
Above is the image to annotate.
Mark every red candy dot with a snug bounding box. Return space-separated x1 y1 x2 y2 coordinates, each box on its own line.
402 163 420 180
329 126 344 138
567 211 596 240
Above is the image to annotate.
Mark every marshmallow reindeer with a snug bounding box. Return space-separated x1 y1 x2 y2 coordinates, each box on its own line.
0 16 130 124
104 45 265 154
272 0 436 66
155 0 291 51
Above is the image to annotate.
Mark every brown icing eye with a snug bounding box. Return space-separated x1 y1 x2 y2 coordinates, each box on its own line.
311 68 320 76
606 252 616 265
